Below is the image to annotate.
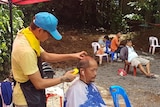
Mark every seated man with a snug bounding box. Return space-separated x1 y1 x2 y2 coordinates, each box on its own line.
111 32 123 59
120 39 155 78
64 56 107 107
110 32 122 53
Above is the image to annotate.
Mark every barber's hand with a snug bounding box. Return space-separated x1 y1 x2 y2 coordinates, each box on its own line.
62 70 77 82
75 51 87 59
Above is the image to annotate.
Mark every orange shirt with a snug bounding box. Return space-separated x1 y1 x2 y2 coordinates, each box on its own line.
111 36 119 52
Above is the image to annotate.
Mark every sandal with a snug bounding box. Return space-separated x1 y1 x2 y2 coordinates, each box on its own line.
146 74 156 79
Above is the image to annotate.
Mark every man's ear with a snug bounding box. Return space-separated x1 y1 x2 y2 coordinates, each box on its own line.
37 28 43 32
82 71 84 75
80 68 85 75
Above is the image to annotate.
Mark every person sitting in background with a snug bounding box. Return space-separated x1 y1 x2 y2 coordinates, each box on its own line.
98 35 107 52
104 35 111 50
120 39 156 78
103 35 115 61
97 35 109 55
97 35 115 61
110 32 123 59
110 32 122 52
64 56 107 107
98 35 111 50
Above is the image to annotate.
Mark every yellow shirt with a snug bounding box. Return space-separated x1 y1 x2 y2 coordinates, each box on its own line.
11 30 44 105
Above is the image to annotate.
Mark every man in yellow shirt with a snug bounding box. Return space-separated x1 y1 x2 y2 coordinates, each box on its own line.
11 12 87 107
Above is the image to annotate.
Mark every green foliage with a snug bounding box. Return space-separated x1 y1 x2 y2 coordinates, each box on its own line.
17 0 160 33
20 0 128 32
0 4 24 72
126 0 159 23
108 0 124 32
95 0 110 27
124 13 144 21
19 2 53 26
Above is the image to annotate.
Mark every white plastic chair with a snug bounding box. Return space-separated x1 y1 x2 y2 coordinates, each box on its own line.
91 42 108 64
149 36 160 54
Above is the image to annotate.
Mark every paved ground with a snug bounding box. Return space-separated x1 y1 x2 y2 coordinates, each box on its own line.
96 52 160 107
53 52 160 107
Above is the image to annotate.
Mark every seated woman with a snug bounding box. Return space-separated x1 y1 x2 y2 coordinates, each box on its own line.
104 35 115 61
97 35 115 61
98 35 107 52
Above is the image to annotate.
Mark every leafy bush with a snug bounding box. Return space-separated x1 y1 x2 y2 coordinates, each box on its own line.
124 13 144 21
0 4 24 73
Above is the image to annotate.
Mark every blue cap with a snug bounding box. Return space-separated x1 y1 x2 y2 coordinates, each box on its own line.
34 12 62 40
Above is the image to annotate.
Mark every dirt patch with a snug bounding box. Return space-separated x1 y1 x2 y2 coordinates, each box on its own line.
42 27 160 68
41 29 99 68
42 27 160 107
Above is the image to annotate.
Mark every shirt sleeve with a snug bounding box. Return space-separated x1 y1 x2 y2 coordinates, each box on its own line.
19 48 39 75
120 47 127 61
40 46 45 53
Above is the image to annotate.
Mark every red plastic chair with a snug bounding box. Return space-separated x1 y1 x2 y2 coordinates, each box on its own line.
124 63 137 76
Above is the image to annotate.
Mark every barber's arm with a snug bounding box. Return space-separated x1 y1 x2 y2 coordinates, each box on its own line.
28 69 76 90
40 50 87 63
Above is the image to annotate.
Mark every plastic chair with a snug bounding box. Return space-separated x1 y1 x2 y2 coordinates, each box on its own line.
149 36 160 54
124 63 137 76
109 85 131 107
91 42 108 64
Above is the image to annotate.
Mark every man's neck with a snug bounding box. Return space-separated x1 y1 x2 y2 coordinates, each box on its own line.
79 78 90 85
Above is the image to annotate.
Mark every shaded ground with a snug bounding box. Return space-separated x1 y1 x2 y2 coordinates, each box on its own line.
42 27 160 107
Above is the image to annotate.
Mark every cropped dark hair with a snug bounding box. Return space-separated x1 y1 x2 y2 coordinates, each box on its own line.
29 17 39 30
77 59 89 70
125 39 132 44
104 35 109 40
